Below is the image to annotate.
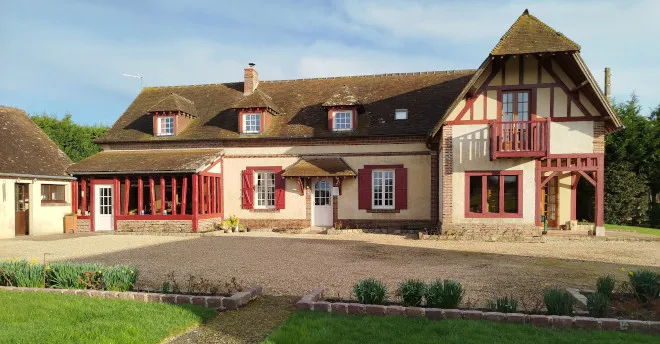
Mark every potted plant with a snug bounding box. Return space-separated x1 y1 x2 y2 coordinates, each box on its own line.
63 212 77 233
228 215 240 232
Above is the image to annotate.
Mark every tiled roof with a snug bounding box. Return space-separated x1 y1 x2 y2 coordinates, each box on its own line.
490 9 580 56
68 149 222 174
98 70 474 142
147 93 198 117
322 85 361 107
282 158 356 177
0 106 72 178
232 89 283 114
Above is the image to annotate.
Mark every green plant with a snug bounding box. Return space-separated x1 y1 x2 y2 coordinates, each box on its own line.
586 292 610 317
103 265 138 292
628 269 660 302
0 259 45 288
353 278 387 305
543 288 574 316
424 279 464 309
487 296 518 313
596 275 616 298
160 281 171 293
396 279 426 307
47 262 101 289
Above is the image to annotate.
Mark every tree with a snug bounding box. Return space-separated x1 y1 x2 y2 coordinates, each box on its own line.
604 163 649 225
30 113 108 162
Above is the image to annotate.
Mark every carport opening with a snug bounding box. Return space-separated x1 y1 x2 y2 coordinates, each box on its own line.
576 177 595 223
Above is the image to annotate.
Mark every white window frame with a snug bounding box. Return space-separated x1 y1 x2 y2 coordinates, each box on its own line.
395 109 408 120
254 170 275 209
372 169 395 210
157 116 175 136
332 110 353 131
243 113 262 134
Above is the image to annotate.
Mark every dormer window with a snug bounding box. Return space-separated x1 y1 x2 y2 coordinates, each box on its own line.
332 110 354 131
243 112 262 134
157 116 175 136
395 109 408 120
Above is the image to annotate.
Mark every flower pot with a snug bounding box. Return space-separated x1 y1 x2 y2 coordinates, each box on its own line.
233 226 238 232
63 215 77 234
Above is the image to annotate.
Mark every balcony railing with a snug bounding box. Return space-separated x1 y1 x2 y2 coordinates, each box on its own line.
490 119 549 159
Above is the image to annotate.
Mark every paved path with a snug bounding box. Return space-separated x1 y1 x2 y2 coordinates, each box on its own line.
1 232 658 302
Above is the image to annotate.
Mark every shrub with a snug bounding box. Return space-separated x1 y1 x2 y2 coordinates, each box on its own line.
103 265 138 292
628 269 660 302
0 259 44 288
396 279 426 307
586 292 610 317
596 275 616 299
353 278 387 305
543 288 574 316
487 296 518 313
47 262 102 289
424 279 464 309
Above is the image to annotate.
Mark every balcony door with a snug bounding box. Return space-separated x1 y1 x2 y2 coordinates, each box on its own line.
541 177 558 228
501 91 531 151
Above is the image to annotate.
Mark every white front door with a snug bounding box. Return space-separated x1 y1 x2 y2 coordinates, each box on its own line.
94 184 114 231
312 180 333 227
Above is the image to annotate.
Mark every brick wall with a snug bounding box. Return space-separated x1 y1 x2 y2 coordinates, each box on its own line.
442 223 540 240
77 219 91 232
593 121 605 153
241 219 309 229
441 125 453 226
430 145 439 229
116 220 193 233
337 219 432 231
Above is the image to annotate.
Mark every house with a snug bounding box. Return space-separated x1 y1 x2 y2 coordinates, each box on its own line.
68 10 621 237
0 106 74 238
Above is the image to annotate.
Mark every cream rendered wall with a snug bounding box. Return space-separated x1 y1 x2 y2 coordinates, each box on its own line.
451 125 536 224
557 173 572 226
549 121 594 154
0 178 71 238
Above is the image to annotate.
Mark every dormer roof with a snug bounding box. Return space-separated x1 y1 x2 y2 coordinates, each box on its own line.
322 85 361 107
232 89 283 114
147 93 198 117
490 9 580 56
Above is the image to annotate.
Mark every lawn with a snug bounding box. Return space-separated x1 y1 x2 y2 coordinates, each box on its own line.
263 311 658 344
606 224 660 237
0 290 215 344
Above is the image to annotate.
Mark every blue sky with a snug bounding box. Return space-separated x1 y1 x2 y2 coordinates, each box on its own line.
1 0 657 125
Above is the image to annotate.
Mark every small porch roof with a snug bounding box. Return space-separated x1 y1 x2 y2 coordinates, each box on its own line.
68 149 223 175
282 158 355 178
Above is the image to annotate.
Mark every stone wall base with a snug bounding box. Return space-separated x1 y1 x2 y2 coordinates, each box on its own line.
198 218 223 233
77 219 91 232
241 219 309 230
116 220 193 233
337 219 432 231
328 228 420 235
440 222 541 241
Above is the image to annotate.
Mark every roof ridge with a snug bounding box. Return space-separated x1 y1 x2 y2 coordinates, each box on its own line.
141 69 476 90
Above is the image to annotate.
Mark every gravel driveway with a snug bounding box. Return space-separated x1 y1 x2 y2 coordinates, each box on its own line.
1 232 658 303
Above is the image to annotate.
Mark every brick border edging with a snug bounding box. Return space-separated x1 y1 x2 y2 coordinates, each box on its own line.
295 289 660 335
0 285 262 311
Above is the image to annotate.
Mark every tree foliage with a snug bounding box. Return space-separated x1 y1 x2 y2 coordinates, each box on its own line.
30 113 108 162
604 163 649 225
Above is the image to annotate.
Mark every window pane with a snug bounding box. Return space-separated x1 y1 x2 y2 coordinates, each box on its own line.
502 92 514 122
333 111 352 130
244 114 261 133
469 176 482 213
517 92 529 121
487 176 500 213
503 176 518 213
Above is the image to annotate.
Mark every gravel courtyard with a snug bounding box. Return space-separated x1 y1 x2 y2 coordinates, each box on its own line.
1 232 658 303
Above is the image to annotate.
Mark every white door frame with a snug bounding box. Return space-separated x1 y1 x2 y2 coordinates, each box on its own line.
94 184 114 231
312 179 333 227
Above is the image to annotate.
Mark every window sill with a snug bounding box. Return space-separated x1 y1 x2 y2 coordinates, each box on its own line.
367 209 399 213
41 201 69 207
251 208 280 213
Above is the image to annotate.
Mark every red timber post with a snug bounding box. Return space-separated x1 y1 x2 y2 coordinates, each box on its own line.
137 178 144 215
81 179 87 216
206 176 211 214
71 180 78 214
149 176 156 215
191 175 199 232
595 155 605 236
535 160 541 226
181 176 188 215
219 159 224 218
210 176 215 214
171 176 177 215
123 177 130 215
160 176 166 215
113 177 120 230
199 175 205 215
89 177 95 231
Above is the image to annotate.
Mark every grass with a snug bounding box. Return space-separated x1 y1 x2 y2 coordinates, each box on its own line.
605 224 660 236
263 311 659 344
0 290 215 344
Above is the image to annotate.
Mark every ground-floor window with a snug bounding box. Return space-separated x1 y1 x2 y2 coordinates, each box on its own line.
466 171 522 217
372 169 394 209
254 171 275 209
41 184 66 203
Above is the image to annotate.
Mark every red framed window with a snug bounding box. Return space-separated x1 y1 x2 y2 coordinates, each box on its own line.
465 170 522 218
241 166 285 210
358 165 407 211
501 91 530 122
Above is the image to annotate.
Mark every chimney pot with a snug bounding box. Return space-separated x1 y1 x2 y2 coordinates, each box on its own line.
244 64 259 96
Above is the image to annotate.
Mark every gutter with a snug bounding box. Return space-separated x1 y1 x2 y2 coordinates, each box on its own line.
68 170 197 176
0 173 76 181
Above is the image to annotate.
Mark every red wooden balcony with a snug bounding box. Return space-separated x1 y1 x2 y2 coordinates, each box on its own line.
490 119 549 159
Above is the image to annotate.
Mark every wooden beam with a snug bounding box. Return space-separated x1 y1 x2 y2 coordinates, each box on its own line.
160 176 166 215
570 79 589 92
138 178 144 215
210 176 215 214
577 170 596 187
124 177 130 216
540 171 559 188
595 156 605 227
192 175 199 216
81 179 87 215
149 176 156 215
181 176 187 215
171 176 177 215
199 175 205 215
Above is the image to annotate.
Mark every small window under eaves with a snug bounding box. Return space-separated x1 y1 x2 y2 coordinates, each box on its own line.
395 109 408 120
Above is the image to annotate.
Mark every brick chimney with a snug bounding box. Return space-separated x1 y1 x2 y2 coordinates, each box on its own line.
244 63 258 96
604 67 611 103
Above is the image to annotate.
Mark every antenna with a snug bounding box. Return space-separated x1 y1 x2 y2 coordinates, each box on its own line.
122 73 143 88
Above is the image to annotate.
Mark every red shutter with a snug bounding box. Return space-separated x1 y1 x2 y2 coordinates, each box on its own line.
358 168 372 209
328 109 333 131
395 167 408 210
275 169 286 209
241 170 253 209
